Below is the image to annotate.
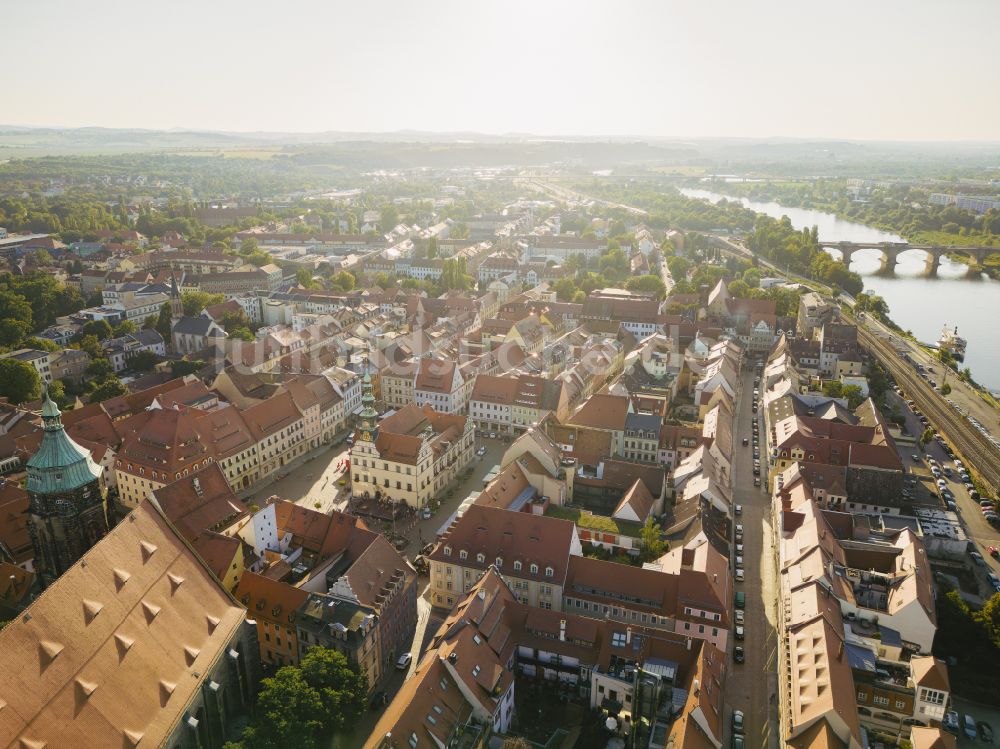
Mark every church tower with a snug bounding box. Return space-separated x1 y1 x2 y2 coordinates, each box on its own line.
169 270 183 319
26 392 109 586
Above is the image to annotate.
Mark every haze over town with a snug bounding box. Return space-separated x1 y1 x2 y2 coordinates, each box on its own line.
0 5 999 749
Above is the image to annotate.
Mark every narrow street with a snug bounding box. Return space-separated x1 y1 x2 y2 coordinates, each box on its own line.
724 365 780 749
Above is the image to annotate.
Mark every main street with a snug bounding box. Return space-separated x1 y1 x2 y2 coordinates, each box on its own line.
724 364 780 749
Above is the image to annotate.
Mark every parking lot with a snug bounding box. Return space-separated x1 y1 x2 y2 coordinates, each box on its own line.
949 696 1000 747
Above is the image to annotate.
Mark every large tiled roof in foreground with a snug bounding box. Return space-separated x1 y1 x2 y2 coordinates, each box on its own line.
0 501 246 748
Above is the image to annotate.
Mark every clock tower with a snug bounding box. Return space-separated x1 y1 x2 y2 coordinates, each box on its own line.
358 371 379 444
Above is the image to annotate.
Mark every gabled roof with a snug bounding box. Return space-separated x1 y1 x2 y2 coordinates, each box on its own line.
568 393 631 432
429 505 576 587
151 463 247 542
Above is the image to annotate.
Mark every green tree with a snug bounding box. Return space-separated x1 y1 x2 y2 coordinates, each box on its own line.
181 291 225 316
298 647 367 731
0 318 32 347
85 358 115 383
295 268 317 289
219 309 251 333
47 379 68 409
170 359 206 377
920 427 935 448
238 668 326 749
426 236 438 259
379 203 398 231
80 319 113 340
128 351 161 372
31 249 54 266
229 326 254 341
624 274 666 300
112 319 137 337
841 384 864 410
89 377 128 403
156 302 173 339
331 271 355 292
742 267 762 288
0 358 41 404
639 517 666 562
142 314 158 330
76 334 105 360
941 383 952 396
22 337 60 352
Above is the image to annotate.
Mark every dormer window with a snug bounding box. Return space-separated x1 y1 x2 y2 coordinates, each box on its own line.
459 550 468 560
530 564 538 575
443 546 452 557
513 561 522 572
545 566 554 577
495 557 503 568
476 553 485 564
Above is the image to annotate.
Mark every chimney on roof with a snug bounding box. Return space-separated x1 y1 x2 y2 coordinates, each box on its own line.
448 652 457 664
193 477 202 497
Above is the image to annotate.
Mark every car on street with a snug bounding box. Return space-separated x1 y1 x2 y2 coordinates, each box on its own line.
970 551 986 566
396 652 413 670
488 432 496 439
735 609 745 625
742 437 749 446
735 568 745 582
735 504 742 515
732 735 744 749
475 446 486 456
911 454 920 462
370 690 388 710
734 646 745 663
754 477 761 486
943 710 960 735
978 721 994 743
732 710 745 735
736 543 744 554
990 547 1000 559
735 625 744 640
964 714 978 740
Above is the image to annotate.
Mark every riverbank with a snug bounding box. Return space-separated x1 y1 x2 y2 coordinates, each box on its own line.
695 181 1000 279
679 187 1000 392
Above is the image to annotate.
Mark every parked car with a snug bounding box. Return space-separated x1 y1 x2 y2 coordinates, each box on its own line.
978 721 994 743
735 625 745 640
742 437 749 446
735 568 745 582
943 710 960 735
754 477 761 487
735 504 743 515
964 714 978 740
970 551 986 566
732 710 745 735
735 609 745 625
396 652 413 670
734 646 745 663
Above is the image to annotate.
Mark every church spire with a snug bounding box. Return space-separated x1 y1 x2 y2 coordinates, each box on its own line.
169 270 183 318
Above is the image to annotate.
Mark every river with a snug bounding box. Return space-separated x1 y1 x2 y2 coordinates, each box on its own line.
679 188 1000 392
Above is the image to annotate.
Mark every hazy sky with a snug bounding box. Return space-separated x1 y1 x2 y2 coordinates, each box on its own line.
5 0 999 140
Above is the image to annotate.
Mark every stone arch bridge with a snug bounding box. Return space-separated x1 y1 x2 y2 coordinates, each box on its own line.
827 242 999 273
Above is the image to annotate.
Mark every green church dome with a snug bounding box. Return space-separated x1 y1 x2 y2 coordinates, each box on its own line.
26 392 103 495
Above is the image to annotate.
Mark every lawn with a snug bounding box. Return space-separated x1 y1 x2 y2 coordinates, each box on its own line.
545 505 642 538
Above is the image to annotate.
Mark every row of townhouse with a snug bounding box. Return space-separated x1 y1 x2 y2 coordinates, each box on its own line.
469 373 570 436
366 568 727 749
427 504 732 652
113 374 341 505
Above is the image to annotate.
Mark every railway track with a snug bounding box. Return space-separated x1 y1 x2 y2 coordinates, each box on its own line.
858 326 1000 495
